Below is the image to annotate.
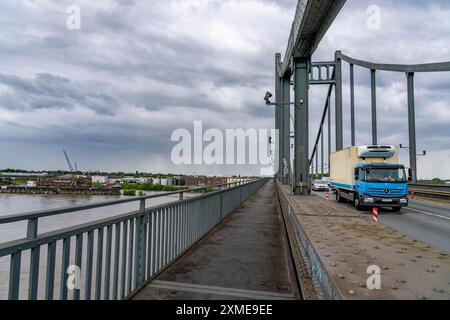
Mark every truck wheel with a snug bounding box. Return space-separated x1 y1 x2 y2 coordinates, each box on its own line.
354 195 364 210
336 190 346 203
391 207 402 212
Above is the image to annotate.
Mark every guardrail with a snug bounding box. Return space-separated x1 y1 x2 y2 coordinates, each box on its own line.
409 183 450 190
0 178 269 300
409 184 450 200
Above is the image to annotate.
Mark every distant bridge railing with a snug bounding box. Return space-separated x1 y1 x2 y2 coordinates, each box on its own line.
0 178 269 300
408 184 450 200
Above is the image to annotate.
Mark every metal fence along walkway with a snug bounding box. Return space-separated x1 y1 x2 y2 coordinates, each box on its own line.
0 179 269 300
132 180 299 300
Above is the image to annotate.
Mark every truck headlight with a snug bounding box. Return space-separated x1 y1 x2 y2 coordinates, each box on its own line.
400 198 408 203
364 197 374 203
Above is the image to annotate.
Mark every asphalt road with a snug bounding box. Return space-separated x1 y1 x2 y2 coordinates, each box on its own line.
313 191 450 253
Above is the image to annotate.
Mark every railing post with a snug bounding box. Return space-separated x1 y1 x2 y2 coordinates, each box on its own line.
219 192 224 219
407 72 418 183
26 217 40 300
104 226 112 300
74 233 83 300
240 183 243 203
179 192 184 201
27 218 38 239
60 237 71 300
84 230 94 300
371 68 378 145
8 251 21 300
134 199 146 287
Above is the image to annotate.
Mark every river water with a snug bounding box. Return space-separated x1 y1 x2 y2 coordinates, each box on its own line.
0 192 191 299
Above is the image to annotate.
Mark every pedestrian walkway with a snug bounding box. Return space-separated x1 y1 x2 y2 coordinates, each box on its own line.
132 180 299 300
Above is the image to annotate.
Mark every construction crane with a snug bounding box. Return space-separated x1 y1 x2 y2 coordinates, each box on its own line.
63 149 75 172
62 150 81 188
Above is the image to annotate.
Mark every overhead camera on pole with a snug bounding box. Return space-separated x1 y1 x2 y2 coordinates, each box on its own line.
399 144 426 156
263 91 294 106
264 91 273 105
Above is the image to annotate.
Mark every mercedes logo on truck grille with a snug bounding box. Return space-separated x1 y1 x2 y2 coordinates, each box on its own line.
384 188 390 194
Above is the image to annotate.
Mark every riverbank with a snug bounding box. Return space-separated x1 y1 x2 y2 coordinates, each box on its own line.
121 183 185 192
0 186 120 195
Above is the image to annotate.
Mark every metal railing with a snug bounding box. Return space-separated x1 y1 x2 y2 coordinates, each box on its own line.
0 178 269 300
408 184 450 200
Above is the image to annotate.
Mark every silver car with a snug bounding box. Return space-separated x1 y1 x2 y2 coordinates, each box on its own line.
312 179 329 191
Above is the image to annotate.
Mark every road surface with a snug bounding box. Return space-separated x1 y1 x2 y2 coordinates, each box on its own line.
313 191 450 253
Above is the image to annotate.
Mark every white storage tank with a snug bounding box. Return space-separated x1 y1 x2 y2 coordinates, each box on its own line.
27 181 37 187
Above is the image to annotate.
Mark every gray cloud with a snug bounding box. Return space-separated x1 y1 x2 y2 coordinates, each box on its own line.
0 72 118 114
0 0 449 178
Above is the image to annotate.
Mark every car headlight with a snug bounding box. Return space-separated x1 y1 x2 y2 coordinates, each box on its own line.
400 198 408 203
364 197 374 203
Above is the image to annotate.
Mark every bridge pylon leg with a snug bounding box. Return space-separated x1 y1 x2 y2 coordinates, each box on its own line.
274 54 281 182
407 72 418 184
281 74 291 184
293 56 310 195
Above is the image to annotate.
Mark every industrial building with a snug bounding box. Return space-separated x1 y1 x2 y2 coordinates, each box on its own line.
0 172 49 180
227 177 252 185
185 176 227 187
91 176 109 184
37 174 91 189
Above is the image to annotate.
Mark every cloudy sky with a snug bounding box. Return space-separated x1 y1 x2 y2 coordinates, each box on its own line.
0 0 449 178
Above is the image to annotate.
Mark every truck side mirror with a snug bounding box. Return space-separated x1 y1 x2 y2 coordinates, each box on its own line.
408 168 413 182
354 168 359 180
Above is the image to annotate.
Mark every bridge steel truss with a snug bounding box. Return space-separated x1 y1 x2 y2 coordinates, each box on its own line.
308 52 450 184
275 0 450 191
274 0 347 195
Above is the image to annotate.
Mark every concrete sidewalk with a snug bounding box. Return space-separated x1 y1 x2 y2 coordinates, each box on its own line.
132 180 299 300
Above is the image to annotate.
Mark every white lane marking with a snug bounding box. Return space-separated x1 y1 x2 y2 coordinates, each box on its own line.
404 207 450 221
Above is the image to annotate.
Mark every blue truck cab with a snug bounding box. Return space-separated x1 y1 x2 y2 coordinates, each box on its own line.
352 163 409 211
330 146 410 212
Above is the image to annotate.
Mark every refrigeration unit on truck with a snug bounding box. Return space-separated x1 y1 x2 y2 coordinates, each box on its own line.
329 146 410 211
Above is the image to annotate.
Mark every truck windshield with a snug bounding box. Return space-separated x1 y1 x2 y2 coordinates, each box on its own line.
365 168 407 183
